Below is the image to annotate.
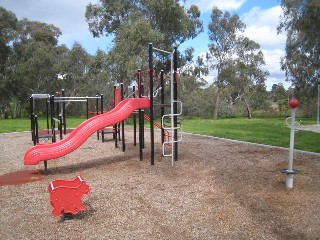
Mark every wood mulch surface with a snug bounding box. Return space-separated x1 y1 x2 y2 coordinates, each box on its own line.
0 129 319 239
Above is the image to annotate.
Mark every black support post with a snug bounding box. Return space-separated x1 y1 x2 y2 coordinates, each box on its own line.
138 70 143 161
173 47 178 161
62 89 66 134
121 83 125 152
30 97 34 141
160 70 165 147
149 43 155 165
133 86 137 146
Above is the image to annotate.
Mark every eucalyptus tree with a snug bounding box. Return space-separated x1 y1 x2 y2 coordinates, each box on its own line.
278 0 320 115
8 19 62 97
1 17 63 118
207 7 245 119
233 37 269 118
86 49 115 104
0 7 19 117
59 42 90 96
85 0 203 81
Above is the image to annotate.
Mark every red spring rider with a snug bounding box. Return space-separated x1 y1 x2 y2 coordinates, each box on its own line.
48 174 90 217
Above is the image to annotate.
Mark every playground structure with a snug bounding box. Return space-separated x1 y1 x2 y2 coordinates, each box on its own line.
29 91 104 171
24 43 182 168
30 91 104 143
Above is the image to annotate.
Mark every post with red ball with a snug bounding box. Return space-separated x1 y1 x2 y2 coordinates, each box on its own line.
283 99 299 188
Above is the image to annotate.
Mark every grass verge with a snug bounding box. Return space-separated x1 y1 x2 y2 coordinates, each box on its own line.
1 116 319 153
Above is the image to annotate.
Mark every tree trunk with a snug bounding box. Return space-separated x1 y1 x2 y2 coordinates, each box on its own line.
213 88 221 119
245 99 252 119
246 105 252 119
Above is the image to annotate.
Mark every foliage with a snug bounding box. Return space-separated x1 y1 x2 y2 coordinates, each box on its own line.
0 4 318 120
85 0 203 80
278 0 320 116
207 7 268 119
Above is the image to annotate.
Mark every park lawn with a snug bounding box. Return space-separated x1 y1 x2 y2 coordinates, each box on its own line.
182 117 320 153
1 116 319 153
0 116 86 134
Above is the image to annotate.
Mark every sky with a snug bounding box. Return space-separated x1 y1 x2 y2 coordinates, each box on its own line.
0 0 288 90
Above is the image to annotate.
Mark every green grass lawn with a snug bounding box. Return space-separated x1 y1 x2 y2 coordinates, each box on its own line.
0 116 86 134
182 117 320 153
1 116 319 153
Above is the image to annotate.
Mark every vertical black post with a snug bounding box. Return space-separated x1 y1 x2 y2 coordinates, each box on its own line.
160 70 165 147
50 95 56 143
141 84 145 149
138 70 143 160
62 89 66 135
34 114 38 145
56 94 59 121
114 86 118 148
100 94 104 114
121 83 125 152
30 97 34 141
86 97 89 119
96 95 99 115
59 114 63 140
133 86 137 146
46 98 50 135
173 47 178 161
96 95 99 140
31 113 35 143
149 43 155 165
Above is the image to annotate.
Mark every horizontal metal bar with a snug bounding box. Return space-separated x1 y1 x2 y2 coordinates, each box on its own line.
31 94 50 99
54 96 101 100
52 100 88 102
153 47 172 55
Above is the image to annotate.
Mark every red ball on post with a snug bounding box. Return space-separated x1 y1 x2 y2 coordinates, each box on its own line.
289 99 299 108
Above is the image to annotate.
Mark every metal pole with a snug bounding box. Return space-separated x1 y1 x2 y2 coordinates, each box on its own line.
170 50 174 165
133 86 137 146
283 99 299 188
149 43 155 165
173 47 178 162
286 107 296 188
317 84 319 125
138 70 143 161
30 97 34 141
121 83 125 152
62 89 66 134
160 70 165 148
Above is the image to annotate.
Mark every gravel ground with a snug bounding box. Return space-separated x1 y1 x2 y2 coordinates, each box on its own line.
0 129 320 240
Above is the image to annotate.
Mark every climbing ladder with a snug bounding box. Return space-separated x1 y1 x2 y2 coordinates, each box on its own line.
162 100 183 164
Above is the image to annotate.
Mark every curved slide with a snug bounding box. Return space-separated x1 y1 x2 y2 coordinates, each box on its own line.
24 98 150 165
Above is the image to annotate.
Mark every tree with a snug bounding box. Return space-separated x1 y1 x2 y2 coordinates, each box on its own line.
233 37 269 118
85 0 203 80
278 0 320 116
87 49 115 105
0 8 19 117
8 19 62 97
270 83 288 102
207 7 245 119
0 7 19 78
59 42 90 96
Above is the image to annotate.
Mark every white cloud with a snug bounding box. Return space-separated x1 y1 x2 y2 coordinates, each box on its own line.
0 0 108 53
241 6 286 49
187 0 247 12
195 48 289 90
262 48 290 90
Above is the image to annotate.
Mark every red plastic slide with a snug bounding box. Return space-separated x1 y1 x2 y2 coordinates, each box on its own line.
24 98 150 165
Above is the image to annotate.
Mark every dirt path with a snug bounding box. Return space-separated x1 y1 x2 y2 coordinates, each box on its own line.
299 124 320 133
0 129 319 239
